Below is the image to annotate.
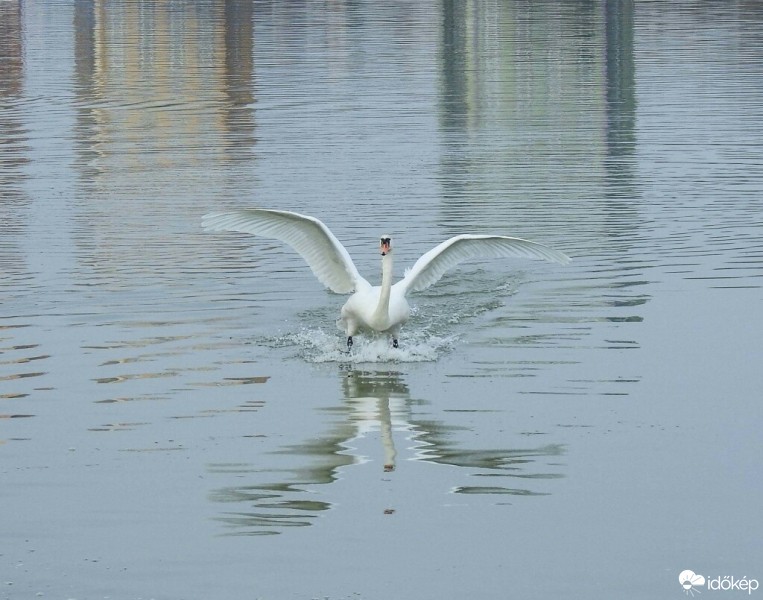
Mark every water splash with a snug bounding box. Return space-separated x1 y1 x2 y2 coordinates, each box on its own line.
259 273 523 363
269 327 457 364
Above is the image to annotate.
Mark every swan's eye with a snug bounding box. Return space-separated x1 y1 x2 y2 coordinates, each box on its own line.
380 237 390 244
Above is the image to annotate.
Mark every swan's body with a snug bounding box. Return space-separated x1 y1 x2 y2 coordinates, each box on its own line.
202 209 570 348
339 249 410 344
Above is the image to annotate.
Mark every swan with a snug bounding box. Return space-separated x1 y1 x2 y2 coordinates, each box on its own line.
202 209 571 349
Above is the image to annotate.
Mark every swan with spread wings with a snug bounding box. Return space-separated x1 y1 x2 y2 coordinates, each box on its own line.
202 209 570 349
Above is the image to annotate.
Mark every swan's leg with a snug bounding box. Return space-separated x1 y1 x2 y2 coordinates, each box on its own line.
347 336 353 351
389 326 401 349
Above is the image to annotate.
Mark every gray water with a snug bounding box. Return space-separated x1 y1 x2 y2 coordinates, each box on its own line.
2 1 762 599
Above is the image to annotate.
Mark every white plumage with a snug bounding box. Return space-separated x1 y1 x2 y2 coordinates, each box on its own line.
202 208 570 348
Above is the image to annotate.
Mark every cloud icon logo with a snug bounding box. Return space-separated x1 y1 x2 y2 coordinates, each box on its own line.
679 570 706 595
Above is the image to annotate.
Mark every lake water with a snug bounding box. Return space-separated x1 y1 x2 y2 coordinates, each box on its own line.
1 1 762 599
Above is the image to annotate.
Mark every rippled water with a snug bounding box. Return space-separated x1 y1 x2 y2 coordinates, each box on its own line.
2 2 762 599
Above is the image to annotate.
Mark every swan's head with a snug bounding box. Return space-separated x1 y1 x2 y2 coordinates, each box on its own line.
380 235 392 256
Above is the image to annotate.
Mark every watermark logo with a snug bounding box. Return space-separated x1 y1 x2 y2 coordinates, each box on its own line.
679 570 759 596
680 571 706 596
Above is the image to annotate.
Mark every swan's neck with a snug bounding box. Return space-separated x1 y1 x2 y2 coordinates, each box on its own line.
373 253 394 324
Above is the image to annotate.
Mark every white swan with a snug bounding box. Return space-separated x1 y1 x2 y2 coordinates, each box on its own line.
202 209 571 349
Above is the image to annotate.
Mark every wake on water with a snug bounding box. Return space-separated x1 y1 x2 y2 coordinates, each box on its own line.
261 272 522 364
271 326 458 364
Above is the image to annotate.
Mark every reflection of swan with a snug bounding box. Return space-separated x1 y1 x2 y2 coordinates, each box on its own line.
209 368 567 535
342 370 412 472
202 209 571 349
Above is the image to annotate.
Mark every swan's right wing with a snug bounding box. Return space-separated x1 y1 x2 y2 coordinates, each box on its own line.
202 209 367 293
396 234 571 295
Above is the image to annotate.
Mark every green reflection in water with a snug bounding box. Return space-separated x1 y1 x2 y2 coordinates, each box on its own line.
209 369 566 535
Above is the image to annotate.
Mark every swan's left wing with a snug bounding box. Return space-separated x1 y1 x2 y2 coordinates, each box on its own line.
202 209 367 293
395 234 571 295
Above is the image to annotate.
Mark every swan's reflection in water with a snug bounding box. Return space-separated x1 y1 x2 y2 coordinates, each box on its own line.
210 369 565 535
341 368 413 473
415 426 564 497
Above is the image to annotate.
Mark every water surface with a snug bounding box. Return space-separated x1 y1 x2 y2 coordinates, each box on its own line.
1 2 762 599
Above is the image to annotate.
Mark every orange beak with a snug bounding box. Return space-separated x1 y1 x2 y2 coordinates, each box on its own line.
380 240 391 256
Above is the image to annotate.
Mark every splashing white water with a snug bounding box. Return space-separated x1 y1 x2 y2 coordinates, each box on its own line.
270 327 457 364
261 272 521 363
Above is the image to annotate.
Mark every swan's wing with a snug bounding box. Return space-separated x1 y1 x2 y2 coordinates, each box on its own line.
396 234 571 295
202 209 367 293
